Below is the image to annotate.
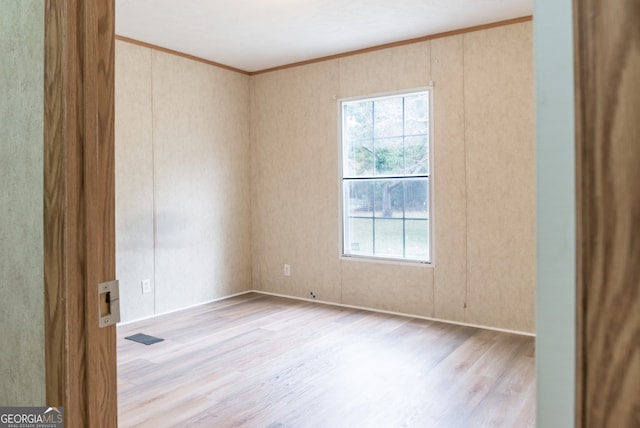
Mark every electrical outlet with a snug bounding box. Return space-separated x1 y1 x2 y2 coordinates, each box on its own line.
283 264 291 276
141 279 151 294
310 291 316 299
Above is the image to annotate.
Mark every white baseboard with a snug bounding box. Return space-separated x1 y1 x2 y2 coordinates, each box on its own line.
116 290 252 327
251 290 536 337
119 288 535 337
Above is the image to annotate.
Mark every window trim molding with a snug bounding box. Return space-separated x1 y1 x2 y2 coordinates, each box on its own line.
337 86 435 265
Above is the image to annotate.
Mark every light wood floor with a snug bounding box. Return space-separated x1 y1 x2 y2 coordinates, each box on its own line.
117 293 535 427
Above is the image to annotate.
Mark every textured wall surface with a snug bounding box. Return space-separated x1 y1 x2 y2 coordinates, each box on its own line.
431 34 467 323
0 0 45 405
252 21 535 332
115 41 252 321
464 23 535 331
117 21 535 332
116 42 155 321
251 62 343 303
463 24 535 332
152 50 252 313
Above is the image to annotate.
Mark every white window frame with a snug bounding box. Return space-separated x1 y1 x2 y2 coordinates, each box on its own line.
339 87 434 265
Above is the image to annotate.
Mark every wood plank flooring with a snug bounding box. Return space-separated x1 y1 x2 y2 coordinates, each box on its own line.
117 293 535 427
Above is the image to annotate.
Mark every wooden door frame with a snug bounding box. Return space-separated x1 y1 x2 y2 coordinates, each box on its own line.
574 0 640 426
43 1 117 426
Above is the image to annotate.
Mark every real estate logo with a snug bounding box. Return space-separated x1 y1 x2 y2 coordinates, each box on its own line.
0 407 64 428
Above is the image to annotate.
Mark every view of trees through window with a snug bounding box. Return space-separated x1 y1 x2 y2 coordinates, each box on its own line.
341 91 431 262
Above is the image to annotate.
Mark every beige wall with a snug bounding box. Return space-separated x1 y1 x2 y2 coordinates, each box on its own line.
116 41 252 322
251 21 535 332
0 0 45 404
463 25 535 331
116 42 155 321
116 21 534 332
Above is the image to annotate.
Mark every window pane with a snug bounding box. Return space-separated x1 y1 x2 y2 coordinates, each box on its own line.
373 180 404 218
374 218 404 258
404 136 428 175
345 178 429 261
405 179 429 219
346 140 374 177
344 181 373 256
344 101 373 141
405 179 429 260
405 219 429 260
341 90 431 263
404 93 429 136
374 137 404 176
374 97 403 138
343 101 374 177
348 181 374 217
348 217 373 255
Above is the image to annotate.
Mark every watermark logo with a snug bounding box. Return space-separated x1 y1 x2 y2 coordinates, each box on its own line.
0 407 64 428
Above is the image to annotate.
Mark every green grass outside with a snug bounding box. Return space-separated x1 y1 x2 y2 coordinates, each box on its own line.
347 217 429 261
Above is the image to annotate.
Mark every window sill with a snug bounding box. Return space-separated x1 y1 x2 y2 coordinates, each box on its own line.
340 254 434 268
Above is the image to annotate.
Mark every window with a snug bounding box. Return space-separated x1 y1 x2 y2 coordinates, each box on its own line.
340 89 432 263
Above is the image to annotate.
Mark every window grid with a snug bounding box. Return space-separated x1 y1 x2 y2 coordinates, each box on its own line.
341 89 431 263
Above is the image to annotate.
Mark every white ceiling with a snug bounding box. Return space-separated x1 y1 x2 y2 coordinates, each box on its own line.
116 0 533 73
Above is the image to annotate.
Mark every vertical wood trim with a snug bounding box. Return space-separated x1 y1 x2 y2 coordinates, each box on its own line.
44 0 69 410
44 0 117 427
573 2 585 427
574 0 640 426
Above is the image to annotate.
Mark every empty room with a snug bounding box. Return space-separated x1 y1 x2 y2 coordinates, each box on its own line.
114 1 535 426
5 0 638 426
